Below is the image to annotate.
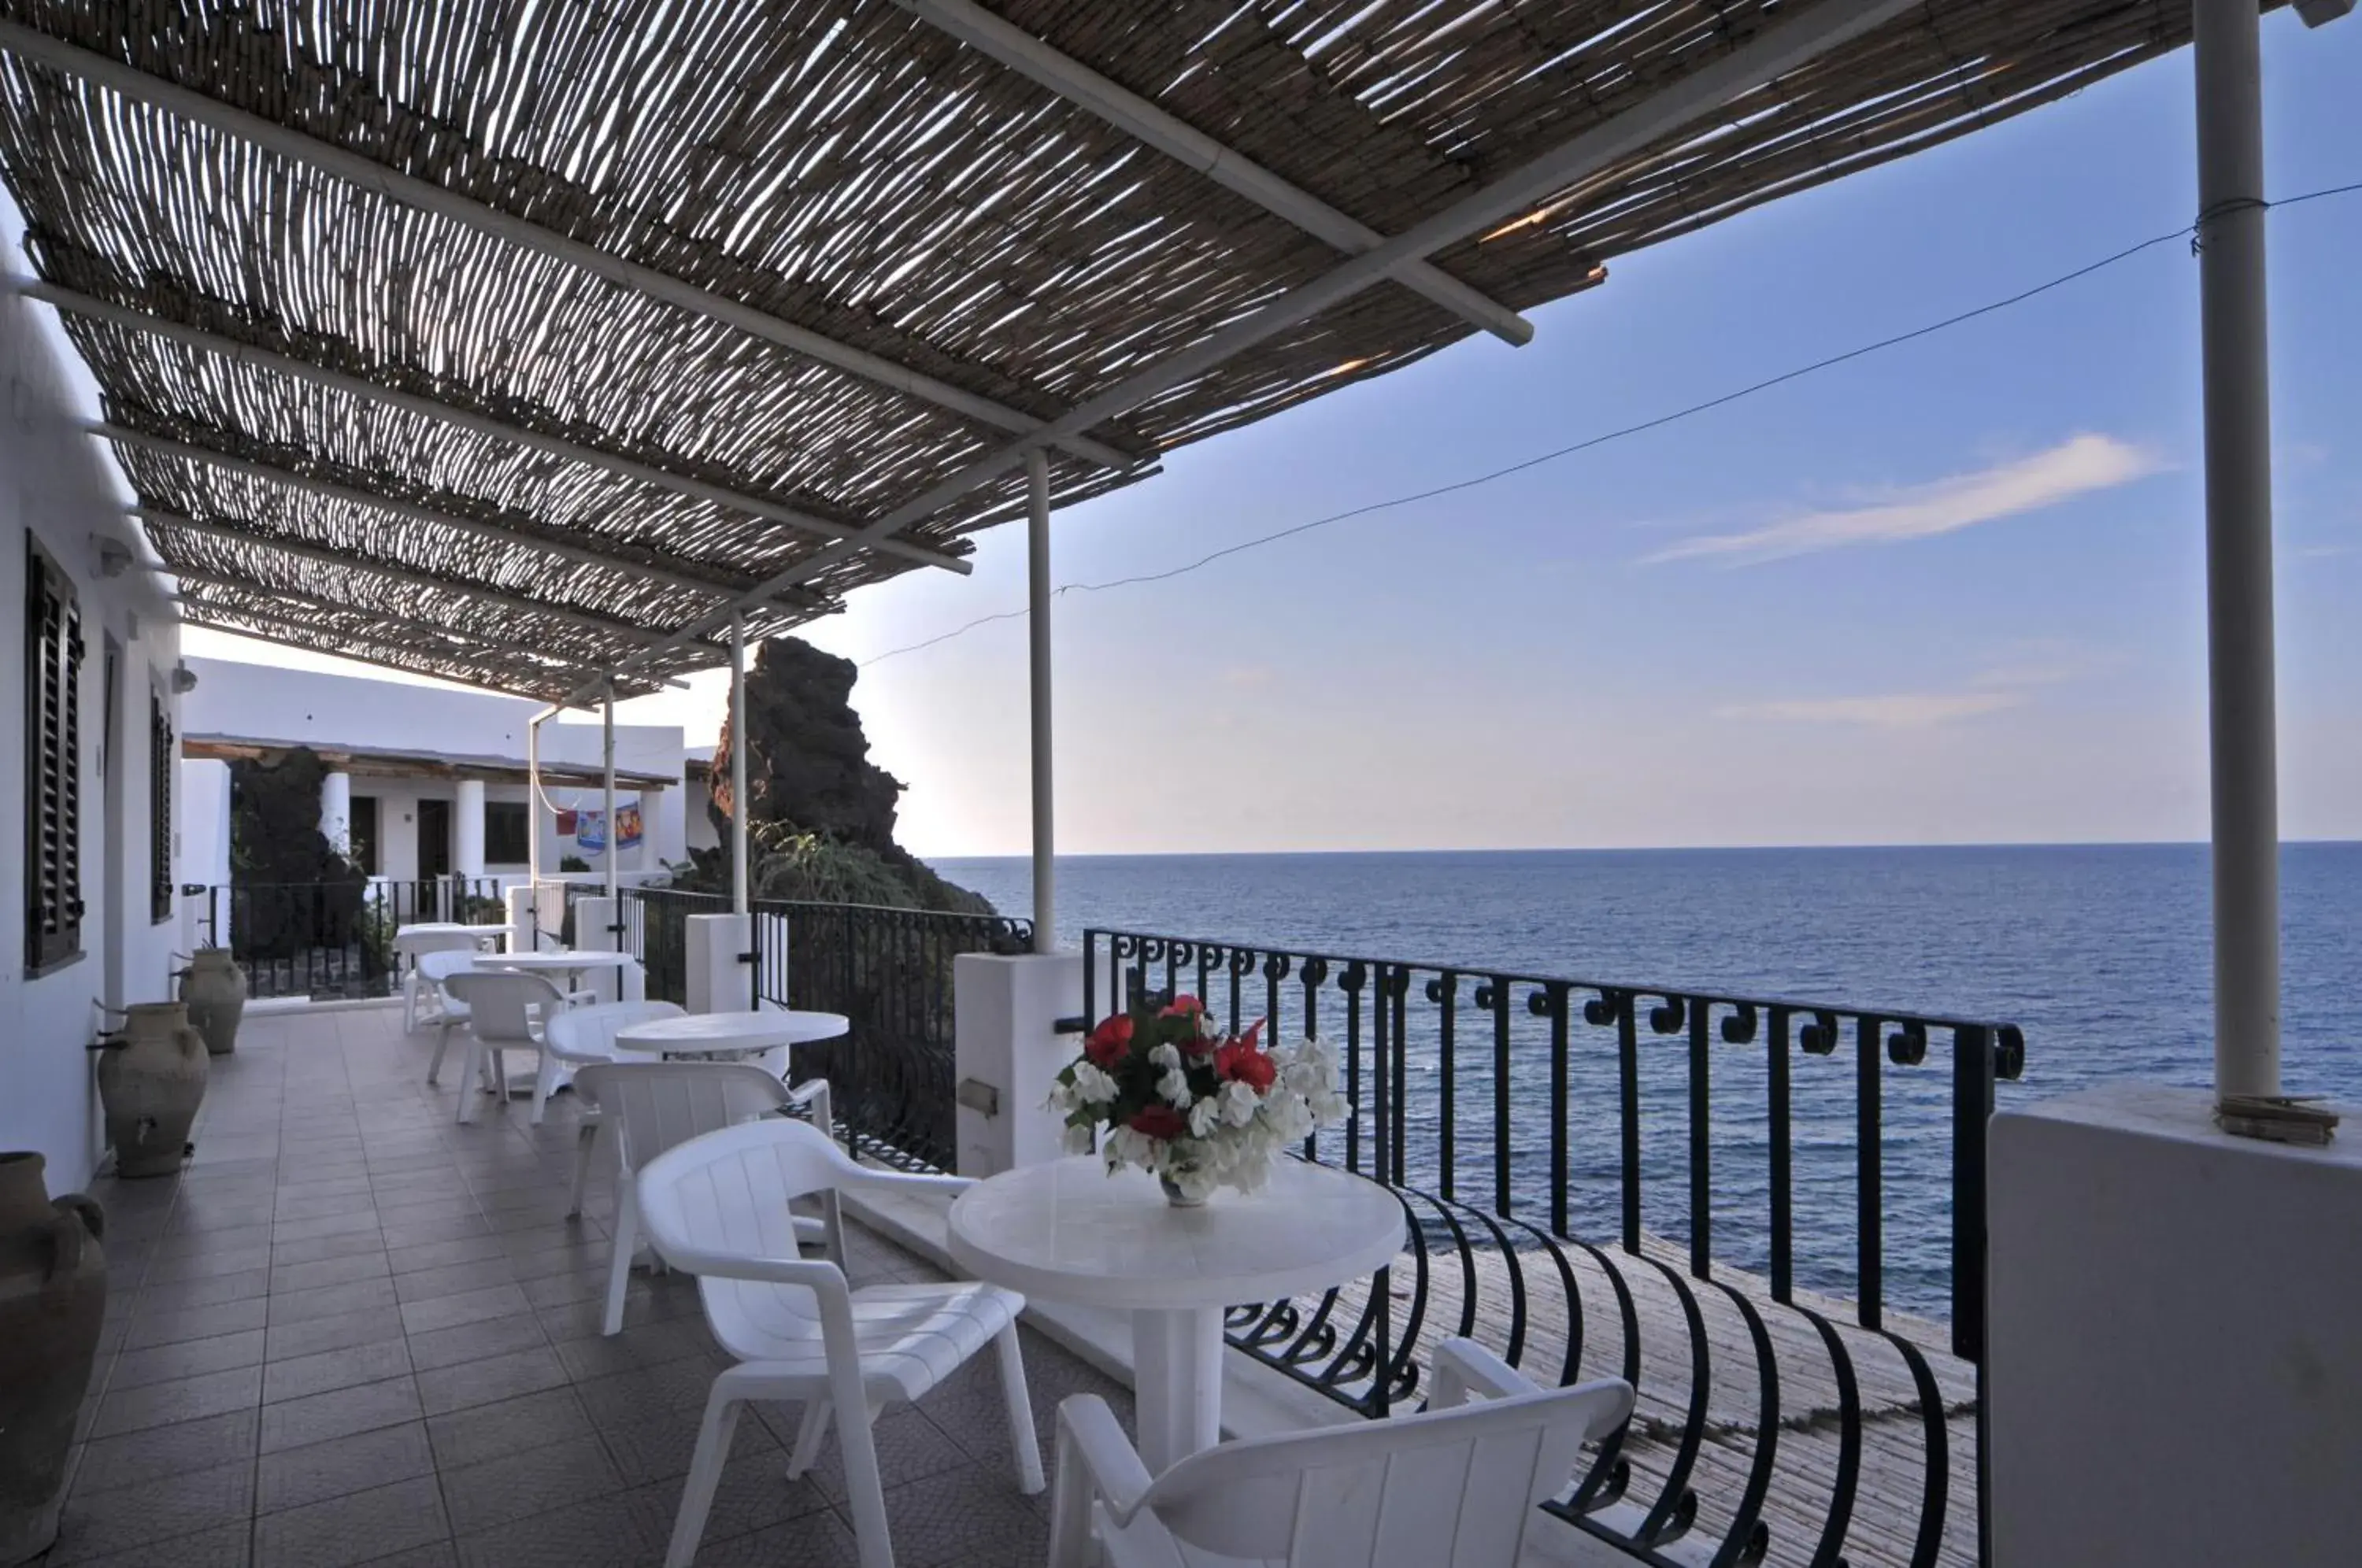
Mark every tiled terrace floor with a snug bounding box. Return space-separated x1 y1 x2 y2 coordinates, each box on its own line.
45 1002 1132 1568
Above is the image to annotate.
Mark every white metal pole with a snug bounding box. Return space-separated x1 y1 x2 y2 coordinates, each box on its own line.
1027 449 1055 954
729 615 750 917
2194 0 2281 1101
526 710 547 887
602 686 618 905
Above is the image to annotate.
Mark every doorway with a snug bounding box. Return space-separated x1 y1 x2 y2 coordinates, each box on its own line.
417 797 451 916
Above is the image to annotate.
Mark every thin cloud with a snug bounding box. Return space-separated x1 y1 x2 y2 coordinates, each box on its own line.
1645 435 2165 566
1717 692 2025 729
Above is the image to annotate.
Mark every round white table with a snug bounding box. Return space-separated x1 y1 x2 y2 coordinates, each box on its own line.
946 1156 1405 1473
610 1008 849 1060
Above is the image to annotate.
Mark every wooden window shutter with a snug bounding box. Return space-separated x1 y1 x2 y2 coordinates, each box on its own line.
24 539 84 972
151 684 175 923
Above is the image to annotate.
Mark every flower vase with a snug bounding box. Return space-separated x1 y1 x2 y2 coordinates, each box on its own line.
1159 1177 1208 1209
94 1004 209 1178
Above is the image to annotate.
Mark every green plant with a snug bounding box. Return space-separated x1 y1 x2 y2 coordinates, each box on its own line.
559 855 590 873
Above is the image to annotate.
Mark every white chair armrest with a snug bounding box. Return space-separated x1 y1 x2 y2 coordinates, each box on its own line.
646 1241 851 1303
839 1167 972 1199
1057 1393 1155 1525
783 1078 830 1110
1431 1337 1540 1407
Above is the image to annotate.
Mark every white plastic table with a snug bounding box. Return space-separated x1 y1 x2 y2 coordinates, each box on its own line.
609 1008 849 1060
477 949 619 984
946 1156 1405 1473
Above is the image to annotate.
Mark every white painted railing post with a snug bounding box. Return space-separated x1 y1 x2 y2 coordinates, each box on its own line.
729 615 750 918
1026 449 1055 953
2194 0 2281 1100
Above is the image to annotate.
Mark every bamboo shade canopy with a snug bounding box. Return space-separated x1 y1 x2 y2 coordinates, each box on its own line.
0 0 2207 700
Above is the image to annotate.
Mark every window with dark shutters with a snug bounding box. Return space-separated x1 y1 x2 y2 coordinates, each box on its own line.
24 539 84 973
151 683 175 923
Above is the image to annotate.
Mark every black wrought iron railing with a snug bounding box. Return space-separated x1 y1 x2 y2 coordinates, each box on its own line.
1082 928 2024 1568
612 890 1033 1169
187 878 506 1000
750 900 1031 1168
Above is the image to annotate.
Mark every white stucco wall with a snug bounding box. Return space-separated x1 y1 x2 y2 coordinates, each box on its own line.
1 257 185 1185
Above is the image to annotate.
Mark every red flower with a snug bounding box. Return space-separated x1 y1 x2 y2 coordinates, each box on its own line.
1213 1038 1277 1092
1128 1104 1188 1141
1159 994 1205 1019
1083 1013 1133 1069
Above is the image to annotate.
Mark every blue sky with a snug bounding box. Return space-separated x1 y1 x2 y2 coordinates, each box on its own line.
157 12 2362 854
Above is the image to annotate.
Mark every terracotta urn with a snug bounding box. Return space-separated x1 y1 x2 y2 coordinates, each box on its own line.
0 1152 106 1566
94 1003 208 1178
178 948 249 1056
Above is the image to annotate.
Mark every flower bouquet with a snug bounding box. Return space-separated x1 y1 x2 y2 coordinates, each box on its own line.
1049 993 1350 1205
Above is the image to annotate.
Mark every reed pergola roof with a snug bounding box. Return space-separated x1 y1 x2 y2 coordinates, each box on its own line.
0 0 2206 700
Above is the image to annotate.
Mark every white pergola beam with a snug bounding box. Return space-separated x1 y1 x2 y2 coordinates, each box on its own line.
135 504 687 651
894 0 1534 346
0 20 1146 475
572 0 1923 705
94 422 832 616
24 282 969 575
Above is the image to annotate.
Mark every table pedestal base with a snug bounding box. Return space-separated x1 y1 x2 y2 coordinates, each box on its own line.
1131 1306 1224 1474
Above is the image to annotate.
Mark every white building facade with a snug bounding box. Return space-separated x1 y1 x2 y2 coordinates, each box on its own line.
0 248 186 1187
177 657 696 919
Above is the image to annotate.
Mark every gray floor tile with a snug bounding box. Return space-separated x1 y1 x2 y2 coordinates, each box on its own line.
413 1344 570 1418
435 1433 620 1536
268 1249 391 1294
72 1409 262 1496
386 1234 509 1275
685 1510 861 1568
256 1419 437 1515
89 1364 265 1439
425 1387 594 1470
403 1311 549 1374
105 1329 268 1393
597 1402 782 1488
261 1337 413 1404
866 1463 1050 1568
46 1518 254 1568
399 1282 531 1337
263 1304 407 1363
268 1228 390 1267
120 1297 271 1352
266 1275 400 1325
450 1488 664 1568
50 1459 257 1564
392 1258 516 1305
131 1269 272 1313
253 1475 450 1568
258 1375 424 1454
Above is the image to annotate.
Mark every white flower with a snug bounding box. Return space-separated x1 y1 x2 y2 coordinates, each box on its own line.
1219 1080 1260 1127
1187 1097 1222 1138
1070 1061 1118 1105
1061 1123 1096 1156
1149 1041 1182 1071
1046 1081 1077 1115
1157 1067 1193 1108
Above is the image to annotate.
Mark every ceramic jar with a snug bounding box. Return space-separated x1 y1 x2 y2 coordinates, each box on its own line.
178 948 249 1056
0 1152 106 1566
94 1003 208 1178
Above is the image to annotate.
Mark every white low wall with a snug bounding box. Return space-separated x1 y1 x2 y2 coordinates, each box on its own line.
951 952 1083 1179
1989 1082 2362 1566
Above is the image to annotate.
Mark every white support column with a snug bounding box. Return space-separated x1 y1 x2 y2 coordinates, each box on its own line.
685 913 753 1016
318 769 351 855
602 687 619 904
1026 449 1055 953
729 615 750 916
953 950 1084 1178
454 779 487 880
2194 0 2281 1100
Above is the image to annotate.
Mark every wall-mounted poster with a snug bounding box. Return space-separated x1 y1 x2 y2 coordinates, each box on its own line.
572 799 642 856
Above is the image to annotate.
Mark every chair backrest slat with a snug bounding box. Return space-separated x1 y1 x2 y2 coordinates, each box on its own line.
633 1119 852 1267
545 1000 683 1063
1144 1378 1628 1565
442 970 565 1041
573 1062 791 1180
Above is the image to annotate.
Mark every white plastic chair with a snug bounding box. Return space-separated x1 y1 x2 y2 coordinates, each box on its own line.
570 1060 834 1336
634 1117 1045 1568
441 969 570 1125
420 949 479 1088
398 930 483 1032
546 1001 685 1204
1047 1337 1633 1568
